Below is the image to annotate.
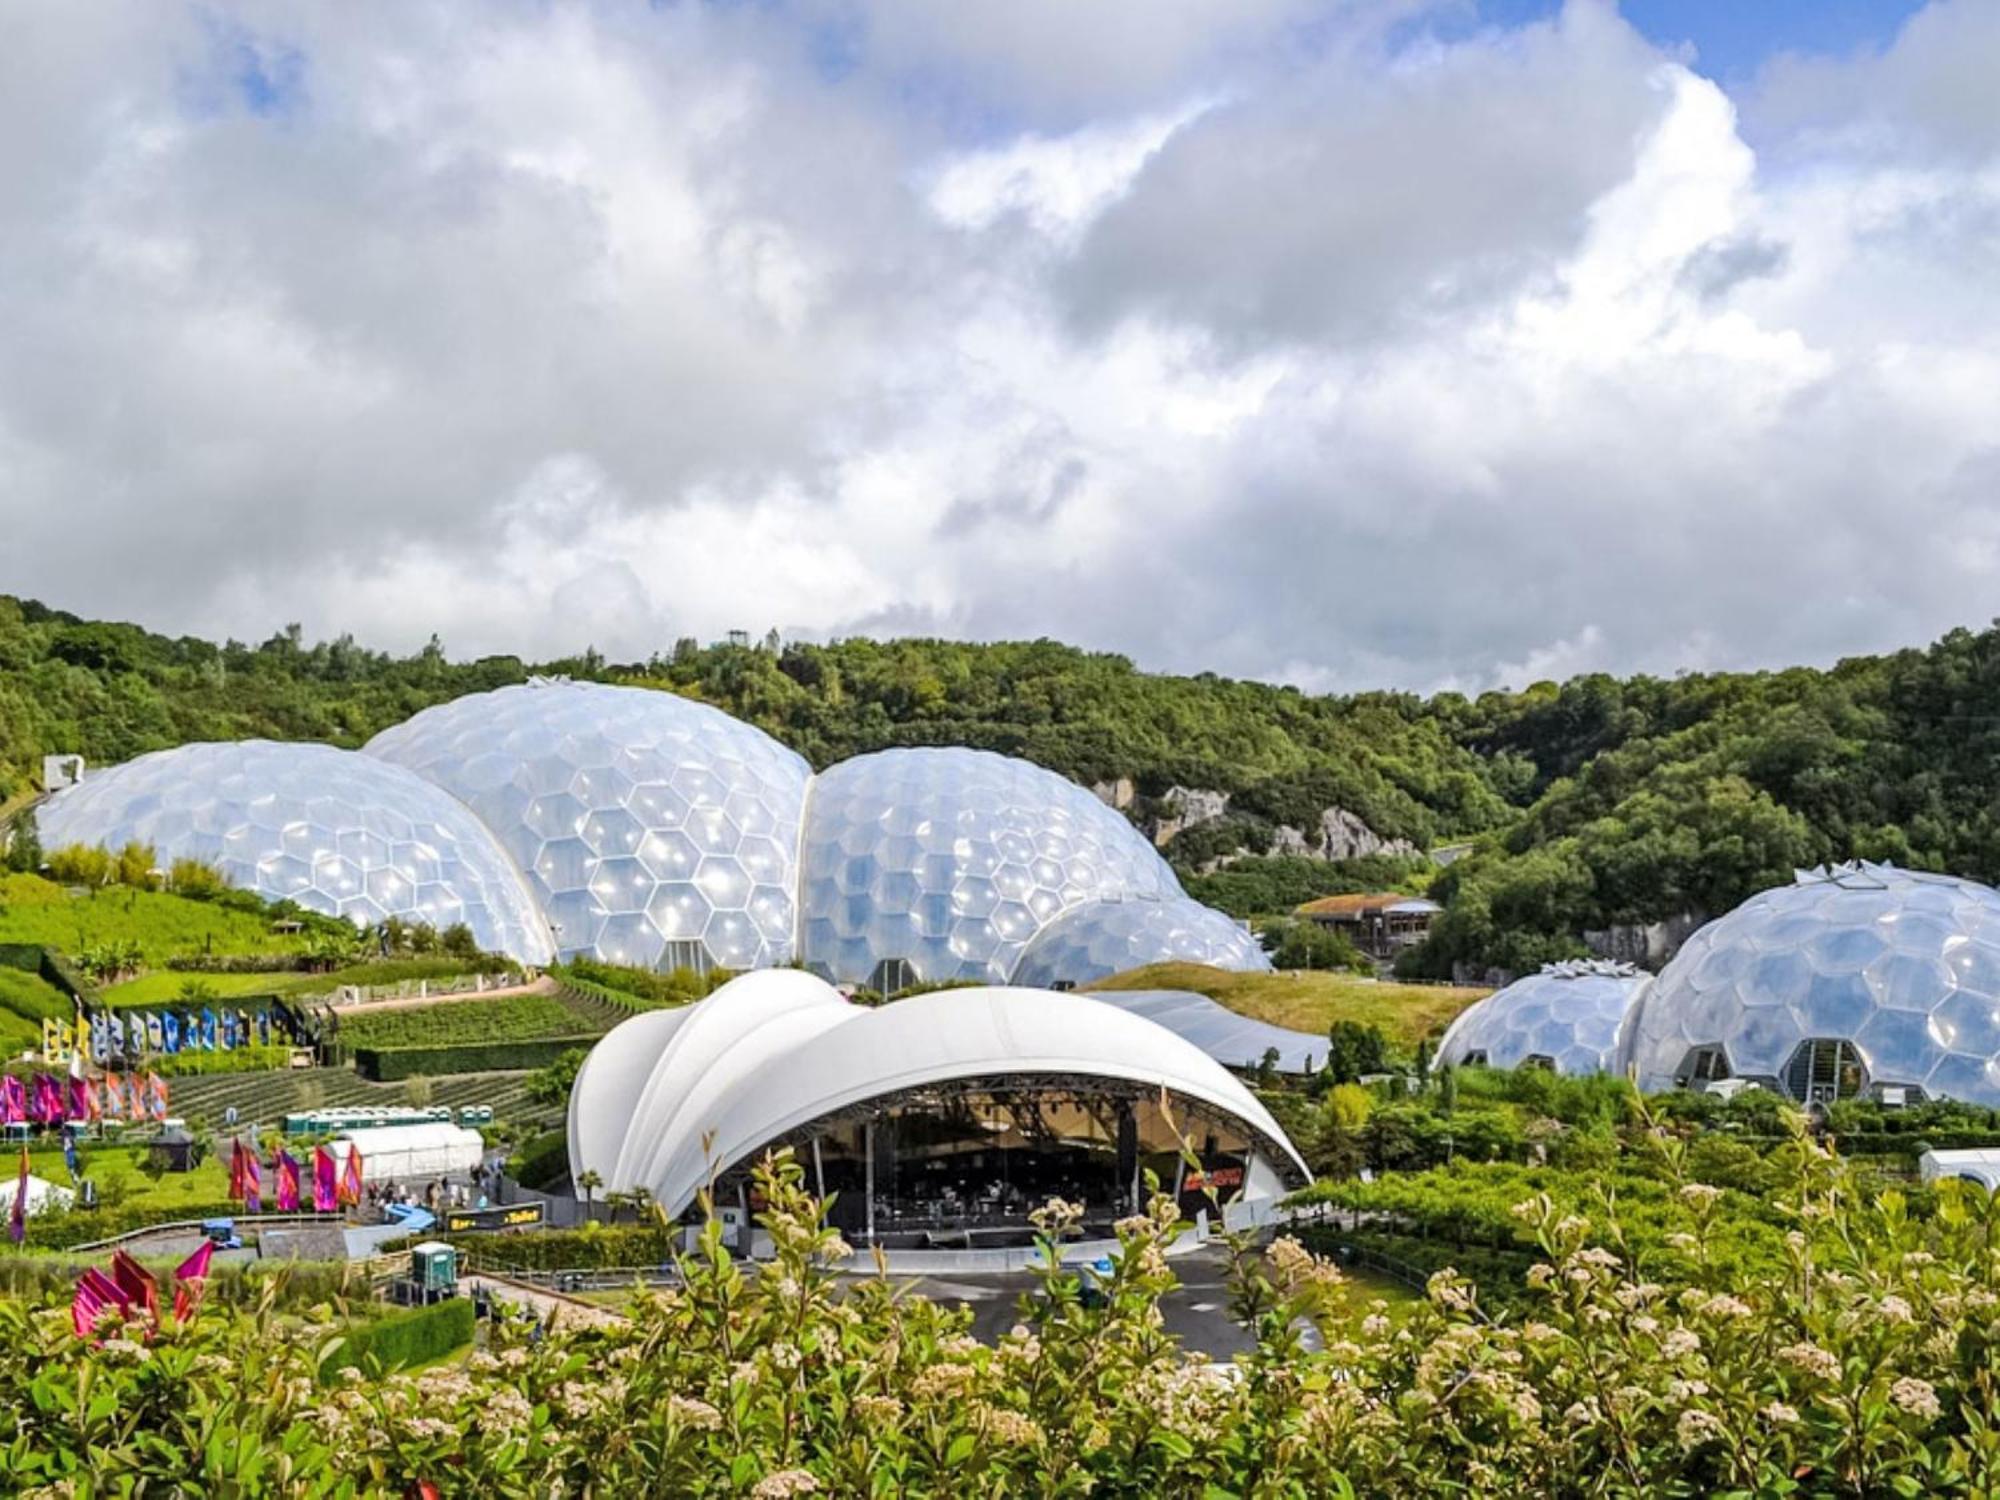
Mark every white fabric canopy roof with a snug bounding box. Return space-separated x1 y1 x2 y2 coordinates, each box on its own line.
568 971 1310 1219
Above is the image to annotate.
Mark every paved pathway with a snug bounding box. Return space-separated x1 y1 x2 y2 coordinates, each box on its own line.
460 1272 628 1330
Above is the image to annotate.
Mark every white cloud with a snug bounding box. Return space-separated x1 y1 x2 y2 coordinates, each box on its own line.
2 0 1999 697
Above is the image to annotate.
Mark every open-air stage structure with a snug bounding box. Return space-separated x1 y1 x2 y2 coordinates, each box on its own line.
567 971 1311 1260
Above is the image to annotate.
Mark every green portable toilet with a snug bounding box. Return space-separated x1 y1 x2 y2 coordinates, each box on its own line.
410 1241 458 1294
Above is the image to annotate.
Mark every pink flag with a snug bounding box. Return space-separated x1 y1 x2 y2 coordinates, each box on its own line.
313 1145 338 1213
32 1073 61 1125
242 1151 261 1215
8 1145 27 1244
109 1250 159 1327
72 1267 127 1340
173 1239 214 1324
275 1150 300 1212
0 1075 23 1125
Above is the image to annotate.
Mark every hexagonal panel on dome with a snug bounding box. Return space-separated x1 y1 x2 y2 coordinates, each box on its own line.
1620 862 2000 1105
796 748 1181 986
1433 960 1646 1077
36 740 553 964
1012 895 1272 989
364 680 811 972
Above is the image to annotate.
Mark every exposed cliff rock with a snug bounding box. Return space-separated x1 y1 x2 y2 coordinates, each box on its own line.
1139 785 1419 869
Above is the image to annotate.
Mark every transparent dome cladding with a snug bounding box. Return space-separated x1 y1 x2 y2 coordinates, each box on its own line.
1435 961 1646 1077
1012 895 1270 990
364 682 811 971
35 740 554 964
797 748 1183 987
1620 864 2000 1106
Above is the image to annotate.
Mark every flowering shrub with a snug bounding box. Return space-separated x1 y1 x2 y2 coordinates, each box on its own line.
5 1120 2000 1494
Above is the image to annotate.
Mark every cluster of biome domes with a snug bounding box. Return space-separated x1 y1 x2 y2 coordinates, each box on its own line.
34 679 1269 991
1436 861 2000 1109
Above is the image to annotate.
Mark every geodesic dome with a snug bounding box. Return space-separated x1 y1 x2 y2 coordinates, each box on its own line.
1434 959 1646 1077
796 747 1181 988
364 680 809 971
36 741 554 963
1618 862 2000 1106
1011 895 1271 989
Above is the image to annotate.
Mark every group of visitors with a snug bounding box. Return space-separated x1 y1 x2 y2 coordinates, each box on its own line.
365 1176 487 1215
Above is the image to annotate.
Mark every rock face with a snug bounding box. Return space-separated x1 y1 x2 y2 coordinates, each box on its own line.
1153 786 1233 848
1141 785 1418 866
1584 913 1703 968
1090 777 1136 811
1278 807 1420 863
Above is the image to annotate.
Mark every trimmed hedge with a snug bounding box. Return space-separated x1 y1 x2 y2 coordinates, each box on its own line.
460 1222 674 1272
318 1297 475 1382
352 1036 598 1081
19 1200 241 1252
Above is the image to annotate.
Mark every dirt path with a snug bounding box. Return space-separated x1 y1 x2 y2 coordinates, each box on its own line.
329 974 559 1016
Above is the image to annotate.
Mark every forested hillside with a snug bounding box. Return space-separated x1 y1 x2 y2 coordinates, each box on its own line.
5 593 1999 977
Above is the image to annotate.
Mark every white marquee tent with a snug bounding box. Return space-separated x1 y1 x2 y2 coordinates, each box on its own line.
334 1122 484 1183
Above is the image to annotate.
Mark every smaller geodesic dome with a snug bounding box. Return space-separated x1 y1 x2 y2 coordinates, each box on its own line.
36 740 554 964
1434 959 1647 1076
795 747 1182 988
1618 862 2000 1107
1011 895 1272 989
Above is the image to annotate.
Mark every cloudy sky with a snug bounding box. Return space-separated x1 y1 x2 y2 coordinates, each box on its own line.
2 0 1996 693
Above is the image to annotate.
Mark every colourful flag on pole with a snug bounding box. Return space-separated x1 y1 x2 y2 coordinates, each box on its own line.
340 1143 363 1208
0 1074 23 1125
72 1266 123 1340
173 1238 214 1324
62 1130 80 1184
227 1138 246 1201
110 1250 159 1327
242 1149 261 1214
149 1073 169 1121
313 1144 338 1212
67 1074 87 1123
275 1149 300 1212
9 1144 28 1244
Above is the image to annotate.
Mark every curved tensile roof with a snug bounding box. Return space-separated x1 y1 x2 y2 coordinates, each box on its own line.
568 970 1311 1219
36 739 554 964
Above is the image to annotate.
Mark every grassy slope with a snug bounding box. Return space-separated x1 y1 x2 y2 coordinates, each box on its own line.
99 970 315 1006
1085 963 1485 1047
0 874 305 964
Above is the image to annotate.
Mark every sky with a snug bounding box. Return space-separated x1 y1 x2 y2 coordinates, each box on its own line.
1 0 1996 695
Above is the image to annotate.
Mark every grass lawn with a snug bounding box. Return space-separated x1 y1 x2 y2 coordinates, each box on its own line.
0 874 307 965
65 1144 234 1217
1086 963 1486 1048
99 970 316 1006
